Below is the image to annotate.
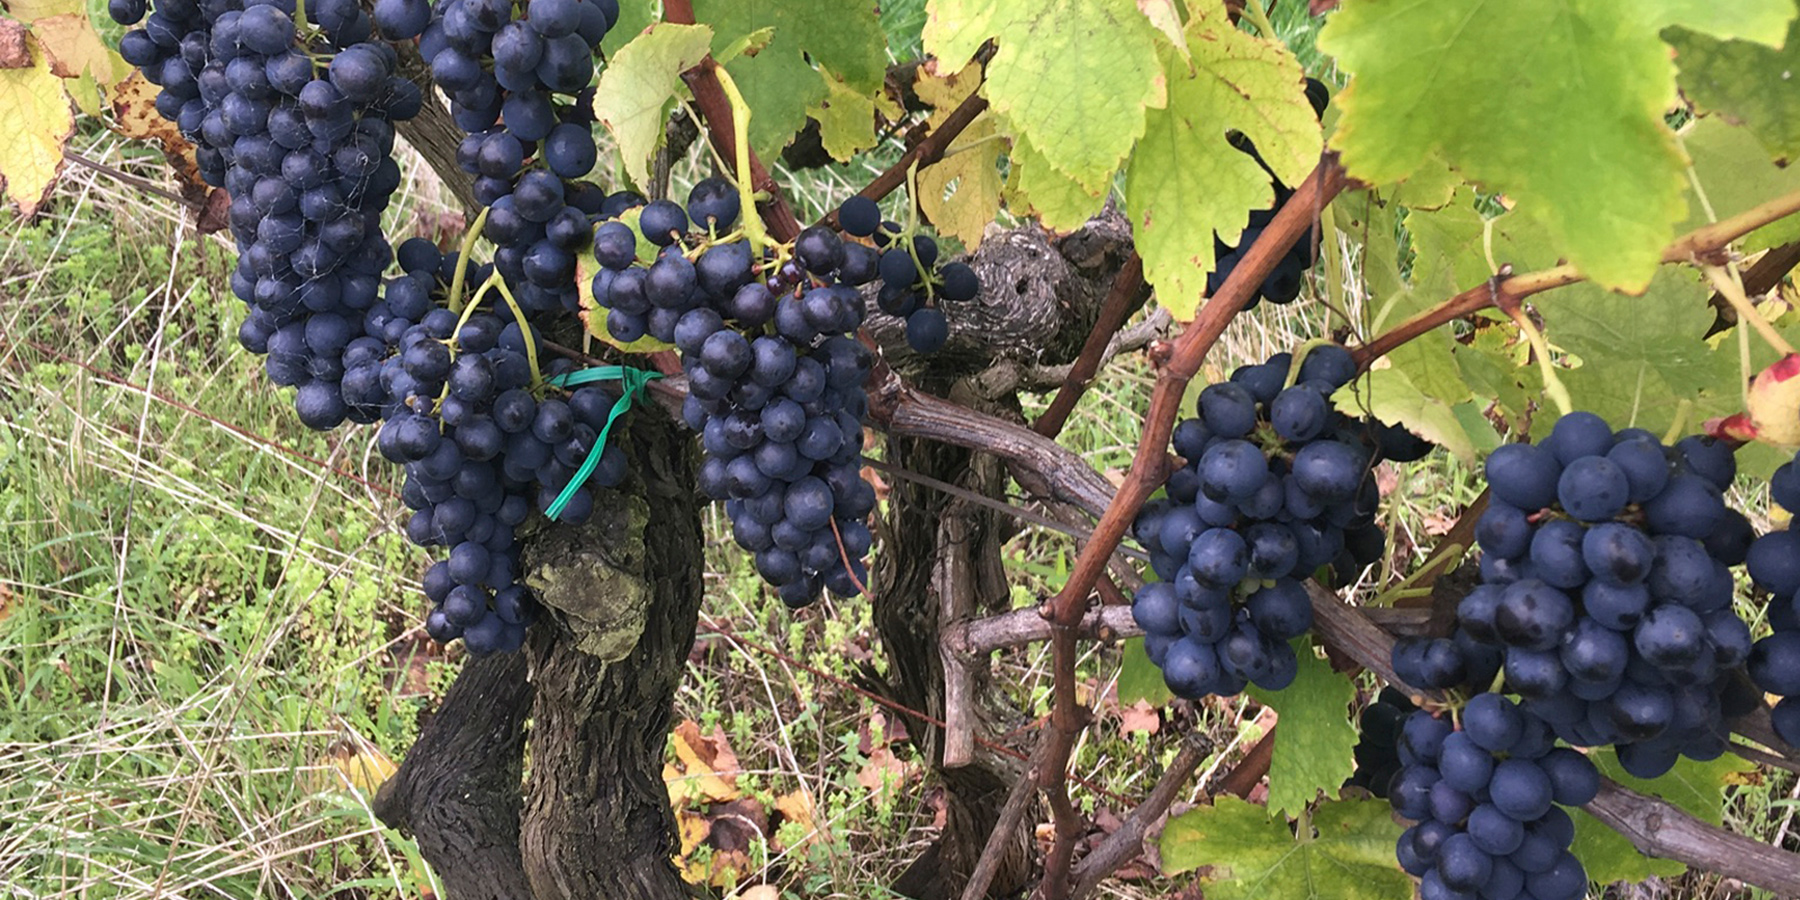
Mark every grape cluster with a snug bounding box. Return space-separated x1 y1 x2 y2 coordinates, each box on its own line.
589 184 879 607
1346 687 1417 798
1748 453 1800 745
838 196 980 354
395 0 620 316
368 243 640 650
115 0 422 431
1459 413 1759 777
1129 345 1417 698
1206 78 1331 309
1389 702 1596 900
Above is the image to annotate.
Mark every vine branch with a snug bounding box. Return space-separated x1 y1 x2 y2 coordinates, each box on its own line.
1586 776 1800 897
1352 186 1800 368
1034 252 1150 438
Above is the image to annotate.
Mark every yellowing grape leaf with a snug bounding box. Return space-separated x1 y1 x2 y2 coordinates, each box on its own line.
1668 12 1800 163
663 720 742 806
1005 134 1105 232
106 69 211 202
320 737 398 794
0 34 73 218
1318 0 1794 292
693 0 887 162
1137 0 1188 63
915 61 1003 247
1123 1 1319 321
1161 796 1408 900
925 0 1165 193
808 67 901 163
1245 639 1358 819
771 788 820 851
34 13 129 85
2 0 83 21
592 22 714 187
1571 749 1755 884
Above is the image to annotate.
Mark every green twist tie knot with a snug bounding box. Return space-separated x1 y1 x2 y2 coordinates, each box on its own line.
541 365 663 521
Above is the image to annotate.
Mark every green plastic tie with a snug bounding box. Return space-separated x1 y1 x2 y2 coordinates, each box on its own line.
541 365 663 521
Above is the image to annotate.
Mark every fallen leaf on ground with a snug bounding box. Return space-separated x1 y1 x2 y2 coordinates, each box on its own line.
1119 699 1161 736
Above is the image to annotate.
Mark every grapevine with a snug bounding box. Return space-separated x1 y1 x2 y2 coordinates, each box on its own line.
59 0 1800 897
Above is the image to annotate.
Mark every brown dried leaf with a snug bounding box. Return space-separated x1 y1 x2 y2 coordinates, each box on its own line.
855 745 906 793
857 710 892 755
681 848 753 888
107 70 209 204
1118 698 1161 736
194 185 230 234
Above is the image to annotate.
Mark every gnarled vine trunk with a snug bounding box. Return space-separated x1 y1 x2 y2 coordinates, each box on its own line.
873 216 1142 899
375 408 703 900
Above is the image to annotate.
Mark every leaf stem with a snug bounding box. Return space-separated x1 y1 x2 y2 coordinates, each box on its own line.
1505 305 1572 417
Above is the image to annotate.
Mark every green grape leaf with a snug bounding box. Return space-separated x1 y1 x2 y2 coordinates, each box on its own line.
1571 749 1756 884
1123 1 1320 321
1386 154 1462 212
1668 8 1800 161
693 0 887 163
925 0 1165 192
1538 268 1743 435
1117 637 1174 706
1404 202 1558 310
601 0 657 54
1317 0 1795 292
1679 116 1800 251
1161 796 1409 900
1455 329 1538 432
1005 134 1106 231
592 23 715 188
1246 639 1358 819
916 62 1004 247
1336 366 1487 464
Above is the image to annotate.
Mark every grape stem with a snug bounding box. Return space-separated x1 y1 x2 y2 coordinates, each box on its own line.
1660 400 1694 446
446 205 492 314
706 64 771 256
